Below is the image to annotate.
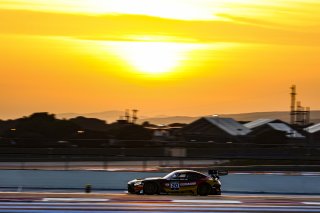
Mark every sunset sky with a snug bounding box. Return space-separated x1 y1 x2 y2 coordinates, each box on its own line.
1 0 320 120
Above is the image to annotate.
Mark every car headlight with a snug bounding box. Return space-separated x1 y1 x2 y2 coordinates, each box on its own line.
134 181 143 186
216 179 221 185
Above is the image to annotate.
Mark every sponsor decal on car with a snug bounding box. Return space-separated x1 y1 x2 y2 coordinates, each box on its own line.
165 181 197 189
180 182 197 186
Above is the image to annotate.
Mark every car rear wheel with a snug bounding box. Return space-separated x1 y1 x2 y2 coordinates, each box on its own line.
197 184 211 196
143 182 158 195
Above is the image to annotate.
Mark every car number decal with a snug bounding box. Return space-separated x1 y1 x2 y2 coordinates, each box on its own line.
170 181 180 190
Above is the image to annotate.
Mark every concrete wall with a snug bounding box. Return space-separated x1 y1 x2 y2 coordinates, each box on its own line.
1 170 320 194
0 170 163 190
222 173 320 194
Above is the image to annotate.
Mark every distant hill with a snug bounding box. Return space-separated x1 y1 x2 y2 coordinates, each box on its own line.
222 111 292 122
141 111 320 125
57 110 320 125
139 116 198 125
222 111 320 124
57 111 124 123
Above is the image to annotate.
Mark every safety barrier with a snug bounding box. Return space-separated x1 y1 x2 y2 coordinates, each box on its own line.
1 170 320 194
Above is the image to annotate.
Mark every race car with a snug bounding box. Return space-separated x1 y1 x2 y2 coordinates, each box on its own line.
127 169 227 196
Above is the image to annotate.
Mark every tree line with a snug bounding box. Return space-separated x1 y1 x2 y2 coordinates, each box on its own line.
0 112 153 148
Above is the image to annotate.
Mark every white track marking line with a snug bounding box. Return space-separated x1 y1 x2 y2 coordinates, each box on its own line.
302 202 320 205
42 198 109 202
171 199 242 204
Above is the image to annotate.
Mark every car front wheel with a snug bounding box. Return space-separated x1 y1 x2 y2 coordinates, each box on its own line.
143 182 158 195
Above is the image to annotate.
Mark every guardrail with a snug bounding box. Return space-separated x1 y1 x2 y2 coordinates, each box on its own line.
0 147 319 161
1 160 320 171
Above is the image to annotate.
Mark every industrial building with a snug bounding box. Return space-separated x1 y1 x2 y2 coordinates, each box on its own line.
290 85 310 126
244 119 284 130
304 123 320 144
167 85 313 144
181 116 251 143
246 120 305 144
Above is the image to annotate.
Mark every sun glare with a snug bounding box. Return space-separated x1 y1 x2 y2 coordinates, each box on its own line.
104 41 202 76
0 0 220 20
123 43 178 74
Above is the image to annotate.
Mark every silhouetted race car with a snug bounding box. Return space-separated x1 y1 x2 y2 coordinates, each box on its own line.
128 169 227 196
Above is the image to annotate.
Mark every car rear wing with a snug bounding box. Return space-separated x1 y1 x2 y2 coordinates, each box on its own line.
208 170 228 178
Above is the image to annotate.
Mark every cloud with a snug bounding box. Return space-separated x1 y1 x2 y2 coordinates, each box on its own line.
0 9 319 46
216 14 280 28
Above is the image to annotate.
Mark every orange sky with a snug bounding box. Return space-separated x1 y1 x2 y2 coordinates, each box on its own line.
1 0 320 119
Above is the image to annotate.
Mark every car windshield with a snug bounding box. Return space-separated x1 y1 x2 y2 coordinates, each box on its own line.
163 171 179 180
163 171 192 180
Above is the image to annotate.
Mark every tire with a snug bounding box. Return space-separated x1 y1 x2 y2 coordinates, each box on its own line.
197 184 211 196
143 182 158 195
213 186 221 195
127 185 135 194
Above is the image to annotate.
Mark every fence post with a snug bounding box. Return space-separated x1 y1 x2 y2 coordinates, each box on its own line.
103 161 108 170
64 157 69 170
21 161 25 170
143 160 147 171
179 159 183 168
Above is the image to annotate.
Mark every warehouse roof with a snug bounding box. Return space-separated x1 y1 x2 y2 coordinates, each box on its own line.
204 117 251 136
304 123 320 134
244 118 278 129
268 123 305 138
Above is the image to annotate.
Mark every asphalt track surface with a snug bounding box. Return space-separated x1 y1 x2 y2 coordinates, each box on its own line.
1 191 320 212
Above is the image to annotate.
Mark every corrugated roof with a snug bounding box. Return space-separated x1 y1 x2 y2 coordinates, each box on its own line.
204 117 251 136
244 118 277 129
304 123 320 134
268 123 305 138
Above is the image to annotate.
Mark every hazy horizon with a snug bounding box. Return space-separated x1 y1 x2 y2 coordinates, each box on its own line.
3 109 320 122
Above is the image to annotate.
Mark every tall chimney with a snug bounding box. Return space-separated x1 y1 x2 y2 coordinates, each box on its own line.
290 85 296 124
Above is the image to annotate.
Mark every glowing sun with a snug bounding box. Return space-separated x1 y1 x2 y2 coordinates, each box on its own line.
108 41 199 75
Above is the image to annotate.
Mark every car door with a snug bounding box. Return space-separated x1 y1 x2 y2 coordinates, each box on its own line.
167 172 183 192
179 172 198 192
168 172 198 193
164 172 186 193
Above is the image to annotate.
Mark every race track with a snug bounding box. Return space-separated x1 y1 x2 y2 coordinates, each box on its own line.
1 191 320 212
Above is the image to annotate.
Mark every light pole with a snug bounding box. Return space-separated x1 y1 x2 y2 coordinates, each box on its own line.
10 128 17 145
